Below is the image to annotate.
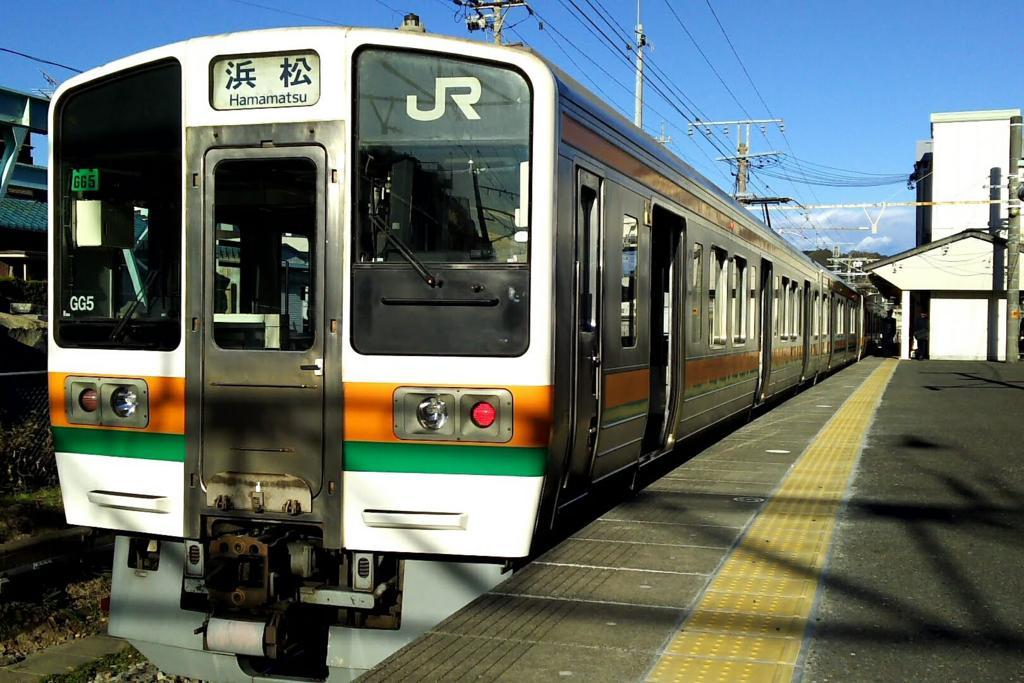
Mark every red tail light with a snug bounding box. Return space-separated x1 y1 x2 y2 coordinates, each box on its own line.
78 388 99 412
470 401 497 428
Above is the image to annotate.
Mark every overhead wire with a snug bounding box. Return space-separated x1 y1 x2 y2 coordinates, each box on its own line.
572 0 826 247
528 4 737 188
0 47 82 73
697 1 850 239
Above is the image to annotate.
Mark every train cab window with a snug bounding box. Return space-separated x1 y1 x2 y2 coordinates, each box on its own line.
710 248 728 346
354 49 530 264
732 256 747 344
350 48 532 356
748 265 757 343
690 243 703 344
54 60 182 350
621 214 638 347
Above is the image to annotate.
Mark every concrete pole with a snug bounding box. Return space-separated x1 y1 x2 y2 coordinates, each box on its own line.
633 0 644 128
1006 115 1021 362
493 2 505 44
900 290 912 359
737 124 750 197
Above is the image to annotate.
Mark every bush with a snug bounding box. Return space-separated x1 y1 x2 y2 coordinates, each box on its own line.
0 420 56 491
0 278 47 309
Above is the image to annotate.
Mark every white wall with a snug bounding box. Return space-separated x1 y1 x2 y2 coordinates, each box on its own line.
931 117 1010 241
930 294 1006 361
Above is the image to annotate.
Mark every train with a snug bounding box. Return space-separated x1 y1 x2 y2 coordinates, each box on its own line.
47 17 863 682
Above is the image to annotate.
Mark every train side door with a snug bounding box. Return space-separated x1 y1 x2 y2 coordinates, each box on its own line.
590 184 650 482
756 259 773 401
561 169 603 499
199 146 327 513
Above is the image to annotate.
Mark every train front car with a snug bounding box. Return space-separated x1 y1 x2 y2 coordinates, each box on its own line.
48 26 556 681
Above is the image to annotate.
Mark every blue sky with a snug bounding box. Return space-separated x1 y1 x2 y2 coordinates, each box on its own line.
4 0 1022 255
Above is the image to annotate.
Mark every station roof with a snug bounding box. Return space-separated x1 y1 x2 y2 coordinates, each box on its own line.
0 197 47 233
866 229 1023 292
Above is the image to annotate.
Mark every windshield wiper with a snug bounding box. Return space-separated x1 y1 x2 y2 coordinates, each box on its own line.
368 213 443 288
109 267 160 343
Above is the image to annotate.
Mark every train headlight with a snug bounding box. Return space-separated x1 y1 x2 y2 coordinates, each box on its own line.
416 396 449 430
110 386 140 418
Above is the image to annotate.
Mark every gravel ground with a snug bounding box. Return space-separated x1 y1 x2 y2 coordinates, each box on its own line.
43 646 201 683
0 574 110 666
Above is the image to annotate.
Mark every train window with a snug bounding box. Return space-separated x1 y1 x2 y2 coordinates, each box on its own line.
55 60 182 350
748 265 757 343
778 277 788 339
579 185 600 331
732 257 747 344
354 49 531 264
212 158 317 351
710 248 728 345
813 292 820 338
690 244 703 344
792 282 802 340
621 215 638 347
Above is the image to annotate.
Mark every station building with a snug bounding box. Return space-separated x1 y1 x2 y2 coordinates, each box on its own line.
868 109 1023 360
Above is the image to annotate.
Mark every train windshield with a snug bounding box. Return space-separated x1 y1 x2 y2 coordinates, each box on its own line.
354 49 531 265
54 61 182 350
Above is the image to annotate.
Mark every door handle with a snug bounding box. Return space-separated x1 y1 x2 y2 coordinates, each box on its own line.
590 353 602 367
300 358 324 376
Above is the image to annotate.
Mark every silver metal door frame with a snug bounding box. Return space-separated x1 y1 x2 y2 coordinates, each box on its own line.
199 145 328 498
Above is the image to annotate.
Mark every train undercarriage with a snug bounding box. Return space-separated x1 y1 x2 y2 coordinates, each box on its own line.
113 524 505 681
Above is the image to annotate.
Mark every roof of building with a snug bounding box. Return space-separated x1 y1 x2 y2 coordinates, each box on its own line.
0 197 47 233
865 230 1003 271
930 109 1021 124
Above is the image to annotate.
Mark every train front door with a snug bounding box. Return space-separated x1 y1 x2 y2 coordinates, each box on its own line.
199 146 328 514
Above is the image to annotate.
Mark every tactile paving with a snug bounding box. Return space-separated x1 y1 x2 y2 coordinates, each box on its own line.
647 359 898 682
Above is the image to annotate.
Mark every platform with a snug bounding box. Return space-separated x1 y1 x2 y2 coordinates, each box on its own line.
362 358 1024 682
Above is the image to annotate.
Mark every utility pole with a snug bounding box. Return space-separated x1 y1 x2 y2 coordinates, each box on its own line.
633 0 646 128
458 1 531 45
1006 114 1021 362
655 121 671 146
690 119 783 199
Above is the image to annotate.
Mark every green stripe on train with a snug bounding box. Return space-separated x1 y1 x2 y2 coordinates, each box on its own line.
52 426 186 462
343 441 547 477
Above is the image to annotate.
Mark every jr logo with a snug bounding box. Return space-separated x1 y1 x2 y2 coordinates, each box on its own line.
406 77 482 122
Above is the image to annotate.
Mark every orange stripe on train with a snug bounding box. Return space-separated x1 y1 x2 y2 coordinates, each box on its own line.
603 369 650 410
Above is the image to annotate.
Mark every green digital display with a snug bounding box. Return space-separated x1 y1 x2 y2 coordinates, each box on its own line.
70 168 100 192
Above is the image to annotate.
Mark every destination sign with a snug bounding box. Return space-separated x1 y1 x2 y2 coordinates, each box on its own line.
211 52 320 110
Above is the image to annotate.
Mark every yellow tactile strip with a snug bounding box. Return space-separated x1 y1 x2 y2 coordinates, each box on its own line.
648 359 898 683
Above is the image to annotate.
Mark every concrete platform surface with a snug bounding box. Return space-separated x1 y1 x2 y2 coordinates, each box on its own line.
802 360 1024 682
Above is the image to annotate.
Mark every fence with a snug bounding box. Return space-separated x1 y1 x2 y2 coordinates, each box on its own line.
0 371 55 490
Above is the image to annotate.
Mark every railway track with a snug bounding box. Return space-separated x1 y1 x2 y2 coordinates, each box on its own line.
0 526 115 595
